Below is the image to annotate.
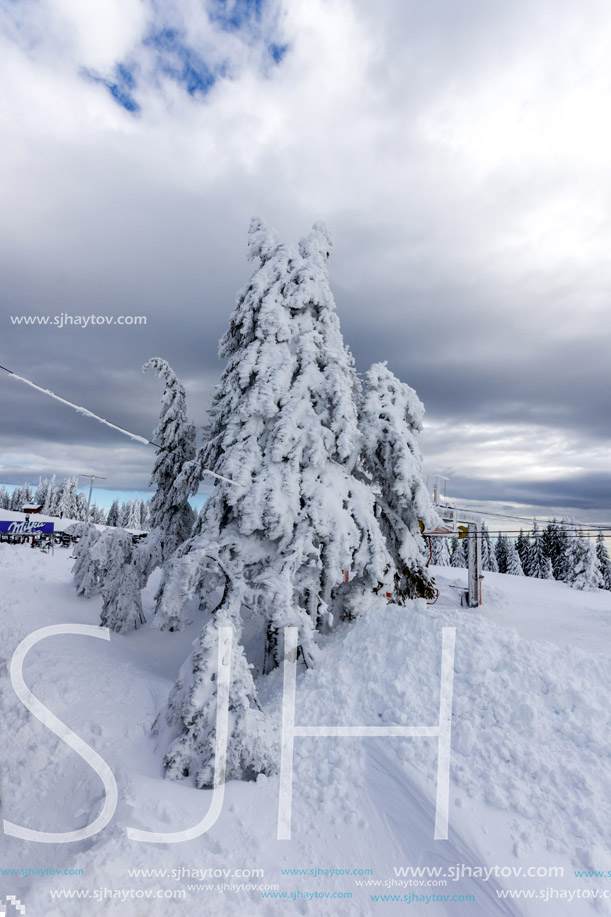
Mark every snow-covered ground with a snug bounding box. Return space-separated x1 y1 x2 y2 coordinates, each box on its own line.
1 547 610 916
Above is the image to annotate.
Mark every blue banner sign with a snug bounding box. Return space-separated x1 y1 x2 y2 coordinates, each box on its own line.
0 519 55 535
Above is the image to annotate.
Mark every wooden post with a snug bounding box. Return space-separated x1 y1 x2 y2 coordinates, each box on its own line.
467 522 481 607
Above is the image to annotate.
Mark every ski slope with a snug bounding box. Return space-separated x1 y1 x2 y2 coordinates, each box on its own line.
1 546 610 915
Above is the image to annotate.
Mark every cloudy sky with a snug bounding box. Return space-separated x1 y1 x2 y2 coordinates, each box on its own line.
1 0 611 524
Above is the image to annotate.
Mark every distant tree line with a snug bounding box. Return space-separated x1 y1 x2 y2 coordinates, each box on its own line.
433 520 611 592
0 477 152 530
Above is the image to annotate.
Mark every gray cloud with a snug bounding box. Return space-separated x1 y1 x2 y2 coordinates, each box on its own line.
1 0 611 524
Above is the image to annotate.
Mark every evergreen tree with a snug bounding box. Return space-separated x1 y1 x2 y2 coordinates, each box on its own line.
571 535 603 591
495 534 509 573
91 505 107 525
127 497 143 531
21 482 32 506
0 485 9 509
431 536 450 566
9 486 22 511
143 358 196 561
163 612 275 788
450 537 467 568
42 475 56 515
119 500 132 528
359 361 437 602
53 476 79 519
70 524 102 597
76 491 89 522
141 500 152 531
481 522 498 572
525 521 553 579
596 532 611 590
157 219 435 786
106 498 121 527
515 529 530 570
89 530 146 632
505 540 524 575
559 520 579 584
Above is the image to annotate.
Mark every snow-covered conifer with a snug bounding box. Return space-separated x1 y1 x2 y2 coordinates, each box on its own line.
9 487 22 511
156 219 435 785
505 540 524 576
42 475 56 515
359 362 437 601
526 522 553 579
495 534 509 573
126 497 143 531
163 611 275 788
119 500 132 528
431 536 450 566
143 358 196 561
450 537 467 568
571 535 603 591
0 485 9 509
70 524 102 597
106 499 120 527
89 529 145 632
596 532 611 590
481 522 498 572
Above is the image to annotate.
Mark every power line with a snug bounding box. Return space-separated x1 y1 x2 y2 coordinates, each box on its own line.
439 504 611 531
0 362 160 447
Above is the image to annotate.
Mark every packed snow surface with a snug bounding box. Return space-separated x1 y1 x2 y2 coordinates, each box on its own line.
1 548 610 915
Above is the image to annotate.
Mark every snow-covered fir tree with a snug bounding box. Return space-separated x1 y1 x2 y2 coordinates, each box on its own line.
162 610 275 788
450 537 467 568
481 522 498 572
42 475 56 515
505 540 524 576
90 505 107 525
155 219 435 786
525 522 553 579
143 357 196 561
89 530 146 632
70 524 102 597
119 500 132 529
53 476 79 519
515 529 530 571
0 485 9 509
9 486 22 511
596 532 611 590
359 361 437 603
431 536 451 566
495 534 509 573
106 498 120 527
571 534 603 591
126 497 143 531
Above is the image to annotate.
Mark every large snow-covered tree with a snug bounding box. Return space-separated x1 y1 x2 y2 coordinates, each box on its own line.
358 362 437 602
155 218 435 787
143 357 196 562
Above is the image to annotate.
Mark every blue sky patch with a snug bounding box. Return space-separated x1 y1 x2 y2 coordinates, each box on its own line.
208 0 265 33
144 28 216 96
81 64 141 114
